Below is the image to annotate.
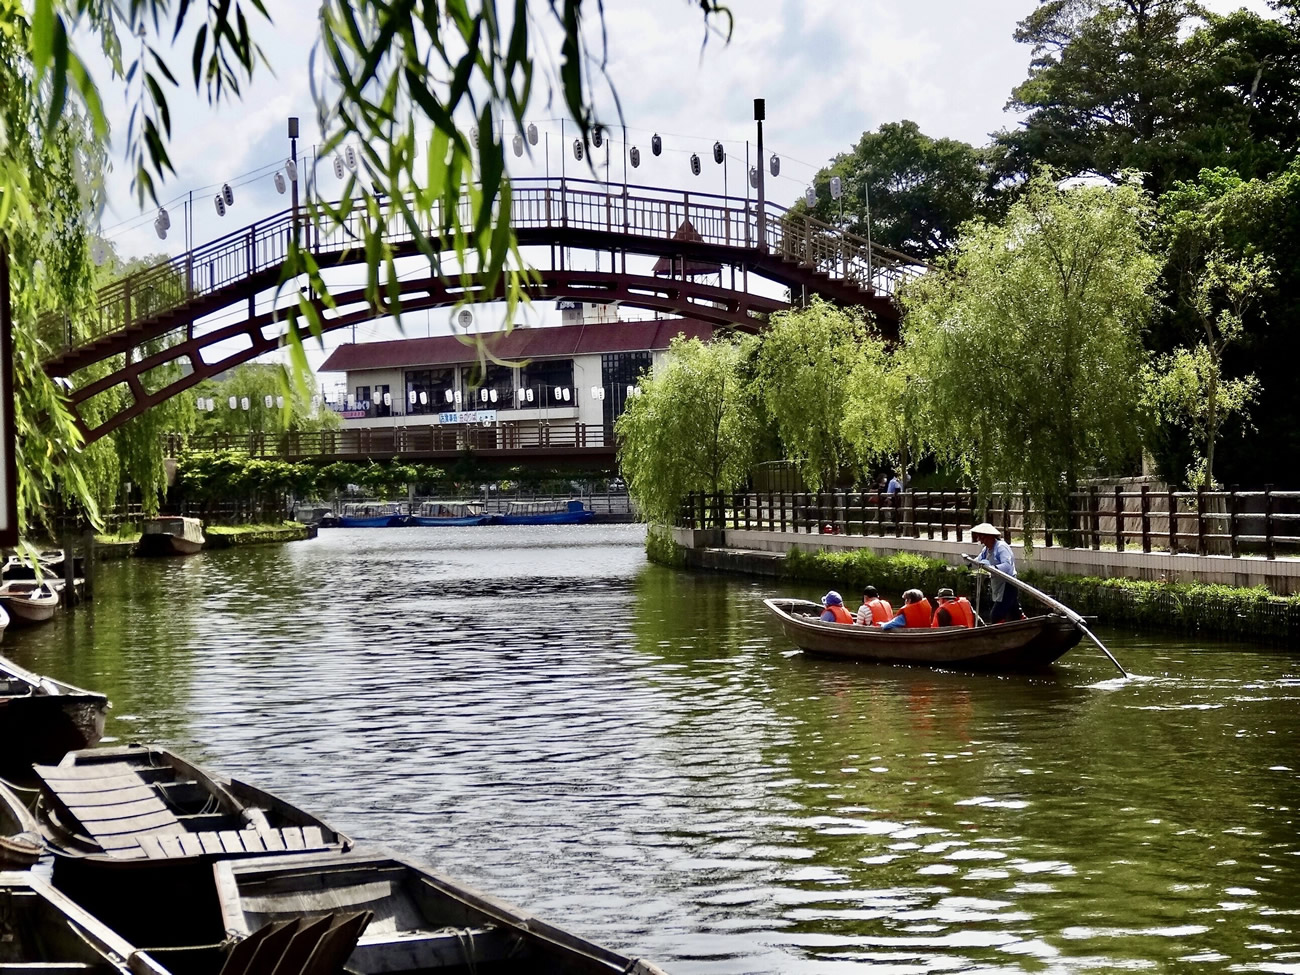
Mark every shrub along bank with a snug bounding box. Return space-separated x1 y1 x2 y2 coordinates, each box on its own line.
648 534 1300 644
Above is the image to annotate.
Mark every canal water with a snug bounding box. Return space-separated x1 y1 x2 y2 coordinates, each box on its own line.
7 525 1299 974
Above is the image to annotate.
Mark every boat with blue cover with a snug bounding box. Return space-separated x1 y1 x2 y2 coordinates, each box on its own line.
493 499 594 525
409 501 489 526
338 502 407 527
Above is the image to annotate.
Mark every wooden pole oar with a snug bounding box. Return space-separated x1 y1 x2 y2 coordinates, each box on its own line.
962 555 1128 678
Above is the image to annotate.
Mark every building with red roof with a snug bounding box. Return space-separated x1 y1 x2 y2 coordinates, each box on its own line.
318 304 713 440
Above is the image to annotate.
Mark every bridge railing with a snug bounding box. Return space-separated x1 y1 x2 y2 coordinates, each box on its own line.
75 178 926 357
168 420 616 459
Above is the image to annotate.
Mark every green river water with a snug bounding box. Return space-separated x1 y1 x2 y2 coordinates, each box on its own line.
5 524 1298 973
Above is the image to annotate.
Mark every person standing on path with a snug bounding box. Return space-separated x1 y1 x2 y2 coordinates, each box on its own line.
970 523 1022 623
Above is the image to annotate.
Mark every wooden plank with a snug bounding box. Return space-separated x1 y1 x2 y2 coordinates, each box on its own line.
282 827 304 851
178 833 204 857
38 773 152 795
157 834 185 859
54 785 155 807
241 830 266 853
80 809 180 835
105 842 147 860
66 797 171 823
136 835 165 859
200 832 225 855
301 826 324 849
219 830 245 854
258 828 286 853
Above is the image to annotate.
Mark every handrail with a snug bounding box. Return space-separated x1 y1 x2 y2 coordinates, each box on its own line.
70 177 928 362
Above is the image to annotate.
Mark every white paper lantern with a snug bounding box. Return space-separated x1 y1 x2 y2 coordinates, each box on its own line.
229 395 238 410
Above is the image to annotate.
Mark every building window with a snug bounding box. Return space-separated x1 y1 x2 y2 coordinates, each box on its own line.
462 362 515 409
353 385 370 415
373 384 390 417
601 352 652 427
518 359 575 410
405 368 456 415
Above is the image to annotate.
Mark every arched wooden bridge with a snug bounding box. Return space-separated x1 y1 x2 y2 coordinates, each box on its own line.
45 177 925 444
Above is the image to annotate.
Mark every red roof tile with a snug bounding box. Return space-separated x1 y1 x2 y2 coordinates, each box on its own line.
319 318 715 372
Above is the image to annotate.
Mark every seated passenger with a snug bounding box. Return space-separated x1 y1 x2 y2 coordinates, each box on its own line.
878 589 932 630
856 585 894 625
819 590 854 624
931 587 975 628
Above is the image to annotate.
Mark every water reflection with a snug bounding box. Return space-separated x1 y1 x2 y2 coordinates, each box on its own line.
4 525 1298 973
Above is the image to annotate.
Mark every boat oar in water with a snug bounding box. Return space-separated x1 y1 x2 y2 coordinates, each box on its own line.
962 555 1128 678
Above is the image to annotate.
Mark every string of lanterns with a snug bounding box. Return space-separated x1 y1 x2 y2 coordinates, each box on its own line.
195 394 286 411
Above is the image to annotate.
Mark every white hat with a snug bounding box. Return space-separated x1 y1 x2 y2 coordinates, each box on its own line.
971 522 1002 537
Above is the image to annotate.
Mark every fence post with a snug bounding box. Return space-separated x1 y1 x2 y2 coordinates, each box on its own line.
1021 492 1030 548
1090 486 1100 550
767 491 774 531
1114 485 1124 553
1228 485 1240 558
1141 486 1151 554
1265 484 1275 560
1002 494 1011 544
1196 487 1207 556
877 492 886 536
779 491 787 533
1168 487 1178 555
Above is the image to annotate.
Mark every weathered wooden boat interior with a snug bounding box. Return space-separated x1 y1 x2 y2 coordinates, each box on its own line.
0 780 42 866
0 875 155 975
214 853 669 975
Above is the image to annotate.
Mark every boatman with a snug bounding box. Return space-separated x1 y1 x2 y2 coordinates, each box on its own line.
856 585 894 625
820 591 855 624
970 523 1021 623
877 589 932 630
931 588 975 628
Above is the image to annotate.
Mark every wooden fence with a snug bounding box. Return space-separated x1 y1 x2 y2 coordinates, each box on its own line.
680 487 1300 559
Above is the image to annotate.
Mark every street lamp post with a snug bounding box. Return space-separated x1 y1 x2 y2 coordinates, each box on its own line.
754 98 766 252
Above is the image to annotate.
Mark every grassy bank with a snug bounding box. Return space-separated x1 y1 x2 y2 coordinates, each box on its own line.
204 522 311 548
648 532 1300 643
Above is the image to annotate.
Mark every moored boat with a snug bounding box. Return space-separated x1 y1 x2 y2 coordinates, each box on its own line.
338 502 407 527
292 503 339 527
0 580 58 624
493 498 594 525
409 500 489 526
34 744 354 947
0 655 108 774
140 516 206 555
0 779 42 866
213 852 671 975
764 597 1082 671
0 873 168 975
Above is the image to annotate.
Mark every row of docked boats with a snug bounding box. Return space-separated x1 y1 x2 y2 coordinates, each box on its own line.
307 499 596 528
0 653 670 975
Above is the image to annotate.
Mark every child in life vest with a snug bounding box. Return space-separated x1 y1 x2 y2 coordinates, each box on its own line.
820 591 854 624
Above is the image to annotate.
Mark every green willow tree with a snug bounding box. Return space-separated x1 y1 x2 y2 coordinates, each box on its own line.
615 335 756 526
841 340 933 483
754 300 873 492
903 171 1158 537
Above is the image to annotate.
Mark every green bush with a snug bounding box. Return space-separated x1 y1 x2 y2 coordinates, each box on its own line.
784 546 969 603
645 526 688 569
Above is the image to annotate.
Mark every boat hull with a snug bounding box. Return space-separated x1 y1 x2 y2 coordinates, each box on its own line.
765 598 1082 671
409 514 491 526
338 515 404 527
492 510 594 525
138 533 205 555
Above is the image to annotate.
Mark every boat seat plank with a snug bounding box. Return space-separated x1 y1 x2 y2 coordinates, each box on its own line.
219 830 246 854
282 827 304 851
137 835 165 859
52 785 156 808
178 833 205 857
65 797 168 823
258 829 287 853
75 809 180 835
200 832 225 855
242 831 266 854
157 834 186 859
35 771 154 794
301 826 323 849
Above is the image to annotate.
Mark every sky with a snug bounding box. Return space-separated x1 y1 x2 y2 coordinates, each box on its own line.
83 0 1273 378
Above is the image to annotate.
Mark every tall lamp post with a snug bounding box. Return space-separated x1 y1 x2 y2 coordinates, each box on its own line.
288 117 301 245
754 98 766 252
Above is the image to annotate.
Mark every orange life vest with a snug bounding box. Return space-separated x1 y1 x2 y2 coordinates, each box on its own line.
825 603 854 624
900 600 932 628
931 597 975 628
862 598 894 625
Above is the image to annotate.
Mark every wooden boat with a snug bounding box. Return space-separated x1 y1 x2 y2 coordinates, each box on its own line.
0 872 169 975
3 550 84 580
493 498 594 525
34 744 354 948
0 580 58 624
409 500 489 526
293 503 338 527
34 744 353 866
764 598 1083 671
140 516 206 555
0 654 108 774
338 502 407 528
0 779 42 866
213 852 671 975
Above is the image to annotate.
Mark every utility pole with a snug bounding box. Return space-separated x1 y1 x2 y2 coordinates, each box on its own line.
288 117 301 245
754 98 766 252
